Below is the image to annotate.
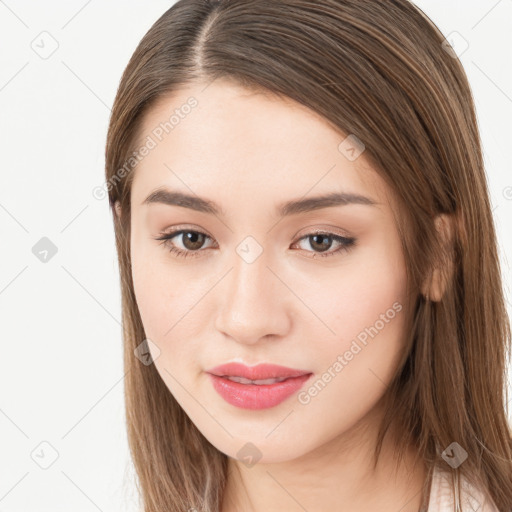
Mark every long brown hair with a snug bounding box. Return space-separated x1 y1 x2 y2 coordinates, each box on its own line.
105 1 512 510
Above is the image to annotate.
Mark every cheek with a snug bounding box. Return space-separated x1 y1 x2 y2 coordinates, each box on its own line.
130 240 184 361
130 242 210 370
293 258 407 438
336 263 406 342
304 240 408 379
131 243 164 337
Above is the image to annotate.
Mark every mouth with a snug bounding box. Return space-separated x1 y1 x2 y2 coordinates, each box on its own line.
205 362 313 410
206 361 311 380
220 375 292 385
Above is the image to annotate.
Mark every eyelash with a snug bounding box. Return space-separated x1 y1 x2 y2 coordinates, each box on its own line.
154 228 356 260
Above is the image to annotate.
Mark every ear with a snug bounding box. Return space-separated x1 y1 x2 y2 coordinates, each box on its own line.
114 200 122 219
421 213 455 302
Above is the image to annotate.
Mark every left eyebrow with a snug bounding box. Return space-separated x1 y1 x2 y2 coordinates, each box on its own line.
277 191 378 216
141 187 378 217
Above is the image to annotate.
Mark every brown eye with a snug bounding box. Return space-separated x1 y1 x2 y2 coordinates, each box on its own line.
308 234 334 252
293 232 356 258
154 229 215 259
154 228 356 260
181 231 207 251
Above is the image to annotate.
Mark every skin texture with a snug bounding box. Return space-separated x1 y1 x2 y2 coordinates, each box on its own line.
125 79 428 511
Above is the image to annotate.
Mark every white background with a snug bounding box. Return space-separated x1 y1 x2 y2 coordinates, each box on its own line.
0 1 510 511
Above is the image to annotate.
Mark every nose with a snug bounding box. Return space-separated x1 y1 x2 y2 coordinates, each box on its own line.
214 250 292 345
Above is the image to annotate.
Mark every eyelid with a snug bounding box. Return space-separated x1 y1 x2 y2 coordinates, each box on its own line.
294 225 353 239
161 223 214 237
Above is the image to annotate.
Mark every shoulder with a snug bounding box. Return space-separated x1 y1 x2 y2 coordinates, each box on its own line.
427 464 500 511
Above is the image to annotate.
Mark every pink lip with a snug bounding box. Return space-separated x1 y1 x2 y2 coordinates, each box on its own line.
205 362 313 410
206 362 311 380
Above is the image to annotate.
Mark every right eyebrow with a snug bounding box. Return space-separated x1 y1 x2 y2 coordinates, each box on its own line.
142 188 223 215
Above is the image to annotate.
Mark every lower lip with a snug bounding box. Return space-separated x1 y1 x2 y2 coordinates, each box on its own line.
207 373 312 410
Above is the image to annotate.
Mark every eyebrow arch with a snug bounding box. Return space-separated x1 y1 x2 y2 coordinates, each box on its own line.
142 187 378 217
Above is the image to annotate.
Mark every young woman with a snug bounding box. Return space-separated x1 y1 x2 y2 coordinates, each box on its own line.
104 1 512 510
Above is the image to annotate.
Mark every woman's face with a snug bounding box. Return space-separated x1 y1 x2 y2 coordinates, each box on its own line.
128 79 409 463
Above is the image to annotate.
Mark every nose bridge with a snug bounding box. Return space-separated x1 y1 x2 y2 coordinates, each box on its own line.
215 241 291 344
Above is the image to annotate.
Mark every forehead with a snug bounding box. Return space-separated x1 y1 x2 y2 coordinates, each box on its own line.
130 79 389 211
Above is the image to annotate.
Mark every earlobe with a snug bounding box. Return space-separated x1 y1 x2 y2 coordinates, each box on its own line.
422 267 444 302
114 200 122 219
421 214 455 302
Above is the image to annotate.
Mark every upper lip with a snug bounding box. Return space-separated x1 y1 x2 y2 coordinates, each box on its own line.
206 362 312 380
